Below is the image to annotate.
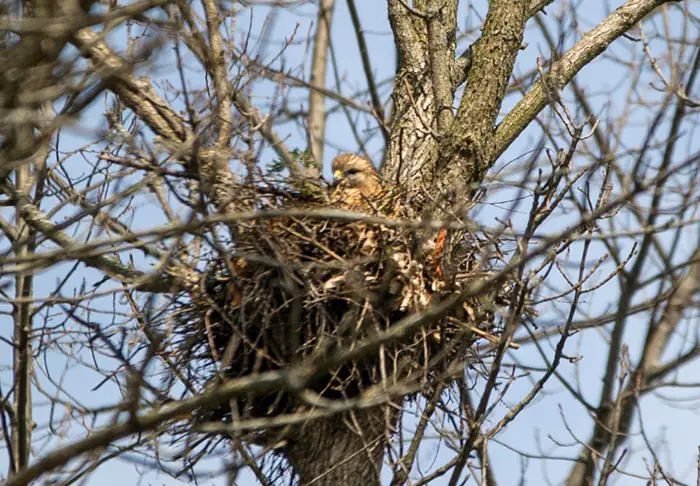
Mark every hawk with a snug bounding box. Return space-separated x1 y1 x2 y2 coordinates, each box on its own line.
330 153 382 208
329 154 452 292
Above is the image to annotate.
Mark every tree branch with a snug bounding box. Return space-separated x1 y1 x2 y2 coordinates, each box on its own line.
202 0 233 148
347 0 387 134
491 0 675 166
7 186 189 293
436 0 528 190
71 28 190 143
307 0 335 167
427 0 457 133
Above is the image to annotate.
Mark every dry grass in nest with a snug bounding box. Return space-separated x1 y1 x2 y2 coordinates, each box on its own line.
169 180 512 444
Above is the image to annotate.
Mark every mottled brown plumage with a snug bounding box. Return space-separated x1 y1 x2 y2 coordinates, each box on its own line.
330 154 382 208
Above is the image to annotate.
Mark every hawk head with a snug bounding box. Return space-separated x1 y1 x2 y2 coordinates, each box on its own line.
331 153 381 197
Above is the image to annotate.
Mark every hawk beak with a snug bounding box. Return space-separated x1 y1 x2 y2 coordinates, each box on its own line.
333 170 344 181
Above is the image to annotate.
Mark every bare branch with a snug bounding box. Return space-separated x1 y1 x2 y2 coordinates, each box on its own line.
307 0 335 166
491 0 677 165
347 0 387 133
202 0 234 147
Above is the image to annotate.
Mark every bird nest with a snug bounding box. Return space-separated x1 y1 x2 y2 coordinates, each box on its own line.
169 178 511 444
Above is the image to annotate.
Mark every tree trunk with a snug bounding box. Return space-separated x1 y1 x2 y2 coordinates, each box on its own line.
285 407 392 485
383 0 437 194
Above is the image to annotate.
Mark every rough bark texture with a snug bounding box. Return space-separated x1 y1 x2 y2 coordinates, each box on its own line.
383 0 457 199
383 0 431 191
384 0 529 214
435 0 528 197
285 408 392 486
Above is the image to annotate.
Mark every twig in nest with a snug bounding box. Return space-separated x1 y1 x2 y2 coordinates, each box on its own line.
204 308 222 364
446 317 520 349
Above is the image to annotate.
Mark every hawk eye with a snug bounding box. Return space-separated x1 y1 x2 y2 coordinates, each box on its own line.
344 168 360 175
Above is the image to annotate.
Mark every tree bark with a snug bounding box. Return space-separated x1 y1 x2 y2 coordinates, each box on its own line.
383 0 456 196
285 407 392 486
435 0 528 198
